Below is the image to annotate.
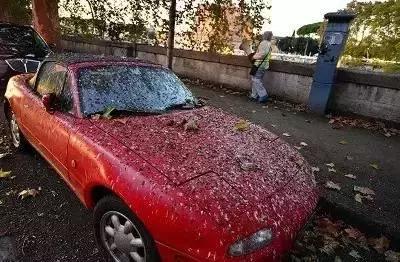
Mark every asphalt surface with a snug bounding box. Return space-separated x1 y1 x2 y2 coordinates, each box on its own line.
0 82 399 261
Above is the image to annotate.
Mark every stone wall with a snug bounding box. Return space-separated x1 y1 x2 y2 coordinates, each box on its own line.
60 36 400 123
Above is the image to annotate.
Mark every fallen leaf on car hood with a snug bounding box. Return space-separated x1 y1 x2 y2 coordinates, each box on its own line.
234 120 250 132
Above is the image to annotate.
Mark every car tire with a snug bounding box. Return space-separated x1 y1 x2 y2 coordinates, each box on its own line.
94 196 160 262
8 111 29 151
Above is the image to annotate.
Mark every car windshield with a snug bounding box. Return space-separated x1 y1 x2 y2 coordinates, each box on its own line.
0 25 48 56
78 65 196 116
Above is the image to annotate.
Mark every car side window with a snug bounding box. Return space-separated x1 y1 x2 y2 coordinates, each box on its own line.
36 62 73 112
36 62 67 97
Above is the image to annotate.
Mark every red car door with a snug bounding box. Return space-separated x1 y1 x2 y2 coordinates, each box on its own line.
21 62 74 179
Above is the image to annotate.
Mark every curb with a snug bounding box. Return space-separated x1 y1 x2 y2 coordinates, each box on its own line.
318 196 400 246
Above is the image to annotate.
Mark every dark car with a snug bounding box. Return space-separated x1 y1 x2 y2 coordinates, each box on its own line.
0 22 51 89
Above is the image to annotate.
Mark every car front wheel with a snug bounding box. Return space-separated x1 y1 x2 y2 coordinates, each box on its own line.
9 112 28 150
94 196 160 262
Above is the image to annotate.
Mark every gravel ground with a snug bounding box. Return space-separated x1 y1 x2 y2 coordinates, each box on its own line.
0 92 397 261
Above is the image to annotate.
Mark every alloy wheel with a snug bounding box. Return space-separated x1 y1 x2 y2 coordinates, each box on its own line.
100 211 146 262
10 114 21 148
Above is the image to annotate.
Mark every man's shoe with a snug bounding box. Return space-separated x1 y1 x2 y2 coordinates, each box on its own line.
249 95 258 102
258 95 268 103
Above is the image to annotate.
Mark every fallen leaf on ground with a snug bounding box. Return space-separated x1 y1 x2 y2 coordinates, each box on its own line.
294 146 302 150
300 142 308 147
334 256 342 262
0 153 10 159
385 250 400 262
326 163 335 168
355 194 363 203
345 174 357 179
252 110 256 113
282 133 291 137
0 169 11 178
344 227 365 240
325 181 341 191
271 124 277 128
339 140 349 145
18 188 40 200
368 236 390 253
234 120 250 132
349 250 362 259
346 155 354 161
311 167 320 173
328 168 337 173
354 186 375 195
384 133 392 138
370 163 380 170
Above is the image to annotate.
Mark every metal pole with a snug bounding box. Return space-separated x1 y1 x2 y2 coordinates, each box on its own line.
166 0 176 69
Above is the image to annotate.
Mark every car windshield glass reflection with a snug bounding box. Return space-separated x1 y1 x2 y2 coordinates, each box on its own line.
78 65 196 116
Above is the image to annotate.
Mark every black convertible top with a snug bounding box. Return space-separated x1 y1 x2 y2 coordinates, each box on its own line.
45 53 158 67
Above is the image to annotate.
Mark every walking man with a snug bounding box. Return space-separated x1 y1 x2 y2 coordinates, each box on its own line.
249 31 273 103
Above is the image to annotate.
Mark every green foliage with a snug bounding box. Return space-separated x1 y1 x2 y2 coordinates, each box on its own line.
0 0 31 24
59 0 270 53
277 37 319 56
340 56 400 73
297 22 322 36
344 0 400 62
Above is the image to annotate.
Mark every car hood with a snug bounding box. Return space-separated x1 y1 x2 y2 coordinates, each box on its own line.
91 106 310 199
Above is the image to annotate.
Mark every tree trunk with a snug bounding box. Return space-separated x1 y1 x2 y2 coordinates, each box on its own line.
166 0 176 69
0 0 11 22
32 0 60 47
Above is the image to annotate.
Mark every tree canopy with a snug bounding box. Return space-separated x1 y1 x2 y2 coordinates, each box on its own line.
344 0 400 61
297 22 322 36
277 37 319 56
59 0 271 54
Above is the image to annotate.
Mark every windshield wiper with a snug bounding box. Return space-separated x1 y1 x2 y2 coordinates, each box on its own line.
89 108 163 119
165 99 205 111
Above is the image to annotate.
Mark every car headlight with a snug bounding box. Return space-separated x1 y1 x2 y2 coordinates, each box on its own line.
228 228 273 256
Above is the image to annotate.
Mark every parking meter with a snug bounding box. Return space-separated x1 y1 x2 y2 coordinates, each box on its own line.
308 12 355 114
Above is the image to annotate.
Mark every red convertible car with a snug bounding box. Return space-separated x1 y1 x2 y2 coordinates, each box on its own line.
4 54 318 262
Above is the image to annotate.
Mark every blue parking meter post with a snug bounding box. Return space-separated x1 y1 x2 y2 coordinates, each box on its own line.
308 12 355 114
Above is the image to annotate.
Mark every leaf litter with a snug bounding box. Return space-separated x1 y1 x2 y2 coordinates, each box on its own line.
289 215 397 261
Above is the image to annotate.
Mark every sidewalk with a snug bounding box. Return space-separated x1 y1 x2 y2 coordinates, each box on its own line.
186 80 400 242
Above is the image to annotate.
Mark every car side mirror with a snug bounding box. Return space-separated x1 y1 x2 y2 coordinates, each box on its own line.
42 93 56 112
